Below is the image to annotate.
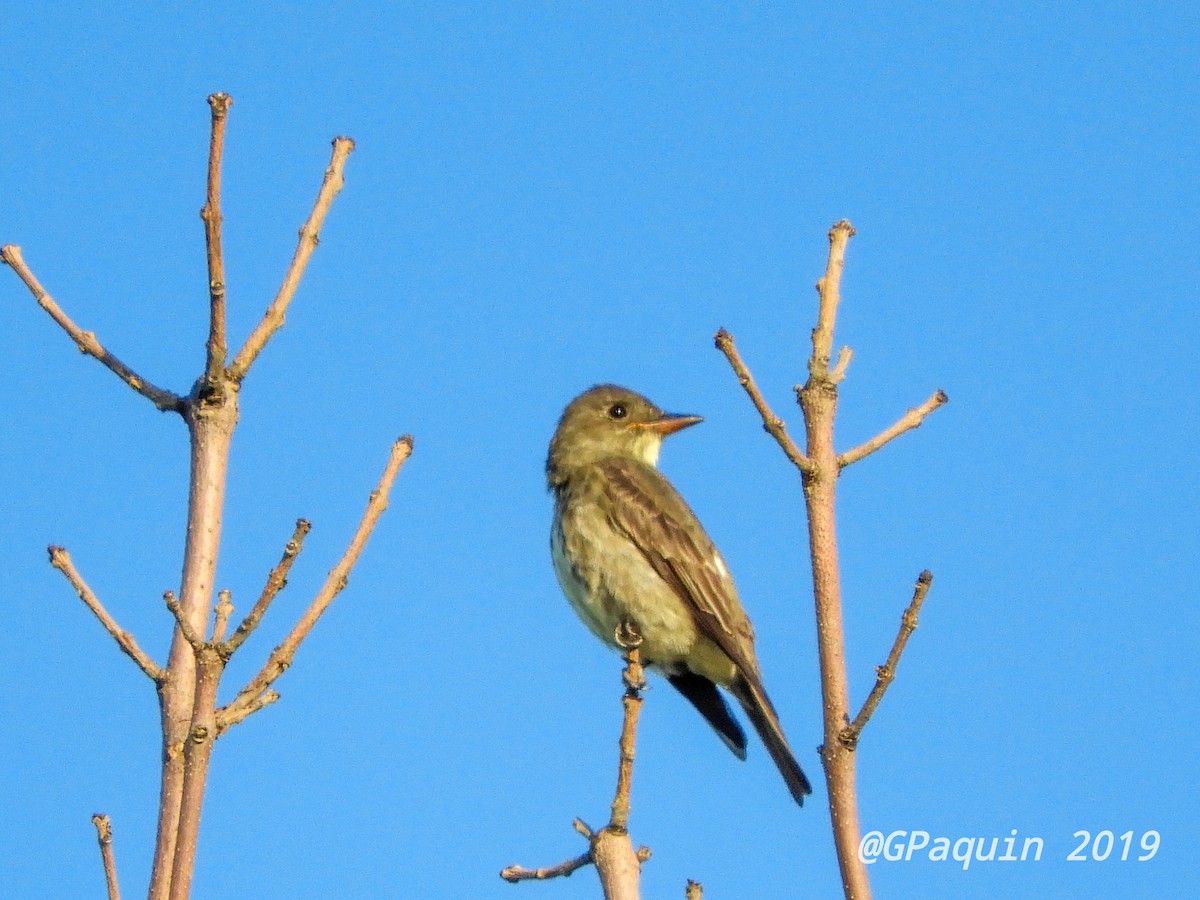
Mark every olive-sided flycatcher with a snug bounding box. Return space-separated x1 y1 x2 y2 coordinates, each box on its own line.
547 384 811 805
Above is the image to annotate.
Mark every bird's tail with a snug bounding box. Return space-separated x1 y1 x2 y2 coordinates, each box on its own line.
731 674 812 806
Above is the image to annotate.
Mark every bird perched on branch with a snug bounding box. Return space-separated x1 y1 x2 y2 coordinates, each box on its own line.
547 384 811 806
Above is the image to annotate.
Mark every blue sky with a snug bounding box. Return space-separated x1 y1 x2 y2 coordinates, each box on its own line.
2 3 1196 898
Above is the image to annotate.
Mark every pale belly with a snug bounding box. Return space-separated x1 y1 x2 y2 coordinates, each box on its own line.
551 505 700 666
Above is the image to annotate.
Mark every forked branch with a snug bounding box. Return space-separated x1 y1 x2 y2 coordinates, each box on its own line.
217 436 413 732
501 639 650 899
716 220 947 900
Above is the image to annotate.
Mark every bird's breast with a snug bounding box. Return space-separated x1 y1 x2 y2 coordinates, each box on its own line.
551 496 698 665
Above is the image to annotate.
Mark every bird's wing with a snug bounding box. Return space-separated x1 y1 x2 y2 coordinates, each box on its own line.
596 457 761 679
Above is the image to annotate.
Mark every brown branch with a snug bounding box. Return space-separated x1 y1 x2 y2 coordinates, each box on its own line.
1 246 184 412
609 641 645 831
829 346 853 384
809 219 856 377
217 690 280 734
223 518 312 654
210 589 233 643
217 435 413 731
226 136 355 382
163 591 206 652
841 571 933 749
714 327 813 473
838 390 949 468
499 644 650 896
47 546 165 683
797 220 872 900
201 93 233 383
500 851 593 883
91 814 121 900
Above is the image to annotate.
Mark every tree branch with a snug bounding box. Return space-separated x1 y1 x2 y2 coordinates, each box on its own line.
714 327 813 473
499 642 650 896
210 589 233 643
841 571 933 749
838 390 949 468
163 591 206 653
201 93 233 383
795 220 872 899
223 518 312 655
91 813 121 900
809 220 855 378
226 136 355 382
1 246 184 412
500 851 593 884
217 435 413 731
47 546 165 683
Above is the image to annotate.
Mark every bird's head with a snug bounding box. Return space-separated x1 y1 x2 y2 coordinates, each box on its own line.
547 384 702 484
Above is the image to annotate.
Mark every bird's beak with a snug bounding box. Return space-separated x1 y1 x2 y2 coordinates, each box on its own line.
636 413 703 436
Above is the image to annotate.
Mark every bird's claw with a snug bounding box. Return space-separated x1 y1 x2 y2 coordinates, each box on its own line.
614 620 643 650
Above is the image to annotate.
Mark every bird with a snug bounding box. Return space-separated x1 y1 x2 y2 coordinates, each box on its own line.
547 383 811 805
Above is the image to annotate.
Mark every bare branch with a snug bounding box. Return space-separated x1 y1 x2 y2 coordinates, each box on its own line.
1 246 184 412
841 571 933 749
163 591 206 653
210 589 233 643
201 93 233 382
714 328 813 474
500 852 593 884
838 390 949 468
500 645 650 894
796 220 873 899
809 219 856 378
609 643 645 832
226 136 355 382
218 435 412 729
47 546 165 683
91 814 121 900
223 518 312 654
214 689 280 735
829 346 853 384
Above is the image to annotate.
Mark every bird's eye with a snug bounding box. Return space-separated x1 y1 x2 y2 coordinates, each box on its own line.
608 403 627 420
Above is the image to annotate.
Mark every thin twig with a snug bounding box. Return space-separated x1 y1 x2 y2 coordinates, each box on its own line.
1 246 184 412
841 571 933 749
838 390 949 468
226 136 355 382
217 436 413 730
223 519 312 654
714 328 813 473
500 852 594 883
210 589 234 643
609 642 644 832
163 591 206 653
829 346 853 384
91 814 121 900
47 547 165 683
217 689 280 735
201 92 233 383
